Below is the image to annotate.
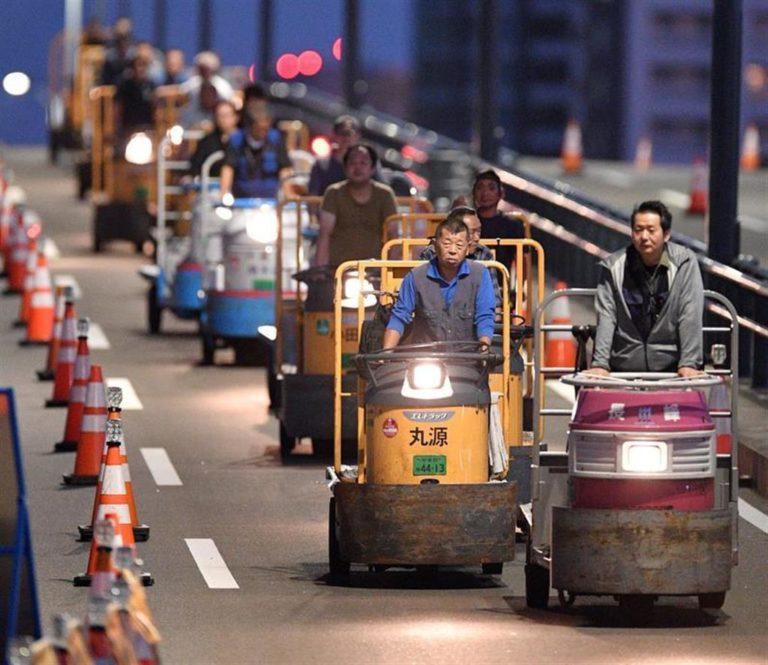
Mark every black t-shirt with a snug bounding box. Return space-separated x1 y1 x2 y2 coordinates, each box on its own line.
308 156 345 196
479 212 526 269
116 77 156 130
189 131 227 177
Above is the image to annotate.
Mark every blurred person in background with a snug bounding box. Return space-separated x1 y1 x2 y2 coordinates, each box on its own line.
189 100 239 177
178 51 234 127
314 144 397 267
115 54 157 134
472 169 525 270
81 16 109 45
135 41 165 85
308 115 362 196
163 49 188 85
219 106 291 200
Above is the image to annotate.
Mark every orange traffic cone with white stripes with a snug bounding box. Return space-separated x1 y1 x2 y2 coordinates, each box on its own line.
46 294 77 407
545 281 577 369
37 285 67 380
55 318 91 453
15 236 37 327
740 123 760 172
63 364 106 485
634 136 652 172
75 513 119 587
79 387 150 542
687 158 708 216
20 250 55 345
4 213 28 294
561 120 583 174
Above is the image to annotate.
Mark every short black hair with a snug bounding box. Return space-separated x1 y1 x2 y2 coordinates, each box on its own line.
447 205 478 220
243 83 267 101
472 169 502 191
333 114 360 134
631 200 672 232
435 216 469 240
342 143 378 168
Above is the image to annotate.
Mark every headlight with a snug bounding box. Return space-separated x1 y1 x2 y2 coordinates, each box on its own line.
401 361 453 400
621 441 668 473
169 124 184 146
214 205 233 221
257 325 277 341
125 132 153 165
341 272 376 308
245 204 278 244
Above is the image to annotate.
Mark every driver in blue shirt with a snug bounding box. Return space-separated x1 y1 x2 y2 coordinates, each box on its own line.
383 213 496 350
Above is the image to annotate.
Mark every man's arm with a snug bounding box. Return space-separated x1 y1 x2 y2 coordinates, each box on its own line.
591 266 617 372
475 268 496 348
314 209 336 267
383 272 416 349
676 255 704 373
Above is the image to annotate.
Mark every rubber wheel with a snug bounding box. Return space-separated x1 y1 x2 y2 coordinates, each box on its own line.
147 285 162 334
328 498 350 581
267 363 281 412
279 422 295 460
525 564 550 609
482 562 503 575
201 330 215 366
698 592 726 610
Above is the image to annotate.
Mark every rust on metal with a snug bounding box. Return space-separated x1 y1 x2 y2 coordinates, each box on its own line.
551 508 732 595
333 482 517 566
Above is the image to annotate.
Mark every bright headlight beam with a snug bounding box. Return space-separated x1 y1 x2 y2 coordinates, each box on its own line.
125 132 153 165
621 441 667 473
410 362 445 390
245 204 278 244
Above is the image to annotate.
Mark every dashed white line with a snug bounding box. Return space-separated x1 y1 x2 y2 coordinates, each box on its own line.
589 166 633 189
185 539 239 589
88 323 111 350
738 498 768 535
140 448 183 486
53 274 82 299
105 377 143 410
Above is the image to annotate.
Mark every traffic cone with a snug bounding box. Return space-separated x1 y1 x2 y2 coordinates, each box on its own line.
740 123 760 172
15 236 38 327
561 119 583 174
687 159 708 215
20 250 55 345
54 318 91 453
63 364 106 485
46 294 77 407
37 285 67 380
79 387 150 542
5 213 28 294
634 136 652 172
545 281 577 368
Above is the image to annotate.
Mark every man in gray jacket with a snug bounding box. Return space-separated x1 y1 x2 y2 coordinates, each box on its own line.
589 200 703 377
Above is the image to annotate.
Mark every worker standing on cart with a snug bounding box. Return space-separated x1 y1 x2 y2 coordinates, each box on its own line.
314 144 397 266
219 106 291 200
473 170 526 270
382 216 495 349
589 200 704 377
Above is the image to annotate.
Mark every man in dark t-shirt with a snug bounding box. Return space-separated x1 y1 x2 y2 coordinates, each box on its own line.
472 169 525 270
115 55 156 133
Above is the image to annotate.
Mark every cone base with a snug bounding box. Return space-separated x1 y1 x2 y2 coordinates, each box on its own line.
19 339 50 347
54 439 78 453
3 288 21 295
77 523 150 542
13 319 25 328
62 473 98 486
36 369 54 381
45 399 68 408
73 572 153 586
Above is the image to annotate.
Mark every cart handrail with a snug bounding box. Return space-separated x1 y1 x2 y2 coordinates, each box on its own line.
561 371 722 390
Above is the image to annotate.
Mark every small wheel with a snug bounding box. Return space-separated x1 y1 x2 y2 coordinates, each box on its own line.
558 589 576 608
200 330 215 366
525 564 549 609
147 285 162 334
698 592 726 610
328 498 350 581
279 422 295 460
267 363 281 411
482 562 503 575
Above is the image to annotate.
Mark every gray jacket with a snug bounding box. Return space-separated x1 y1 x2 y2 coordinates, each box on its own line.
592 242 703 372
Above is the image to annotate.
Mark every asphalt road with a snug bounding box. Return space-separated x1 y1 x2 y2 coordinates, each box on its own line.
515 157 768 266
2 149 767 664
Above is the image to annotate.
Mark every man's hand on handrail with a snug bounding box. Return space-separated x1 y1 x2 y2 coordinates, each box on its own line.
583 367 610 377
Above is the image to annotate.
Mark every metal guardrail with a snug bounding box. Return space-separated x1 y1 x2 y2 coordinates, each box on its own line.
267 84 767 390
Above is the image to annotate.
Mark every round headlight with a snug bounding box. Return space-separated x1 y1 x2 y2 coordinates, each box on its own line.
125 132 153 165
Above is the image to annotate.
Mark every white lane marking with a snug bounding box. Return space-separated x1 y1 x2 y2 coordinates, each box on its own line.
185 539 239 589
738 498 768 535
53 274 82 299
658 189 691 210
140 448 183 486
547 379 576 405
588 166 633 189
43 238 60 259
88 323 111 350
105 378 143 410
738 215 767 233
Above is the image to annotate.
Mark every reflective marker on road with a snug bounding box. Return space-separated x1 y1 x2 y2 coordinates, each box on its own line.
140 448 182 486
185 539 239 589
738 498 768 535
88 323 111 350
43 238 60 259
106 378 143 410
53 274 82 299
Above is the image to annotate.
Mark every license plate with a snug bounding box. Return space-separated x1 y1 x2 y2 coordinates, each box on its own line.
413 455 447 476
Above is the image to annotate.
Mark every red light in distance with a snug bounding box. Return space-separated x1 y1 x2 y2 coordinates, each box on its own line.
332 37 342 61
276 53 300 80
248 64 256 82
298 50 323 77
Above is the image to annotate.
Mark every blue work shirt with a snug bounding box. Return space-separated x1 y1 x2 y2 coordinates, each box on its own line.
387 258 496 339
